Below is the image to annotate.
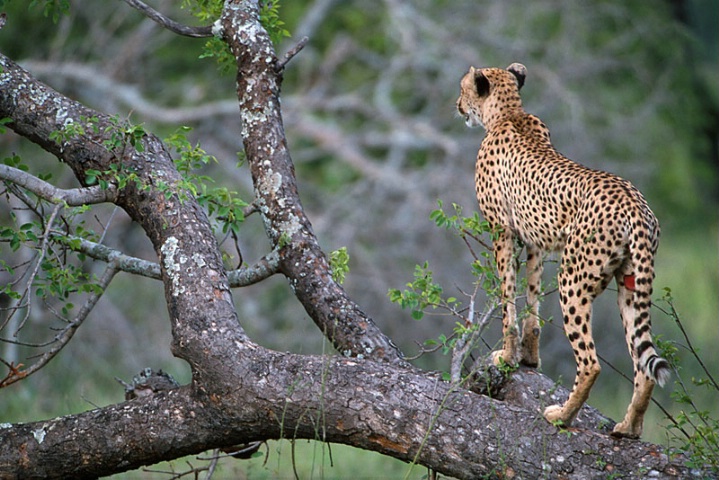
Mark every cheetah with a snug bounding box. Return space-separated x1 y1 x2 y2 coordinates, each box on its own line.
456 63 671 438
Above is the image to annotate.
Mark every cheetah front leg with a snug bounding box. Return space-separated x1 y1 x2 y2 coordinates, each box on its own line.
491 229 520 366
520 245 543 367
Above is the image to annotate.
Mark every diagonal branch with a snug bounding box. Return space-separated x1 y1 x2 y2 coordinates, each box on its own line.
220 1 407 366
122 0 213 38
276 36 309 73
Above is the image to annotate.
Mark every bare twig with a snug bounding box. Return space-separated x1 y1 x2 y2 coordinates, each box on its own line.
404 337 451 361
9 204 63 336
659 300 719 391
203 450 220 480
0 262 119 388
122 0 213 38
455 297 500 383
450 286 477 382
276 36 309 73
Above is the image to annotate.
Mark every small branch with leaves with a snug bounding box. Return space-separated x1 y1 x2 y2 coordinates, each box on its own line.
0 164 117 206
1 262 118 388
122 0 213 38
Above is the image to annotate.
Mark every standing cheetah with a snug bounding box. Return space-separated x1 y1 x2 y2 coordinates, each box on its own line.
456 62 670 438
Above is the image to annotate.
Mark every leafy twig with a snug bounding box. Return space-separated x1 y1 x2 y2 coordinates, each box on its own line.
123 0 213 38
0 164 117 206
0 262 118 388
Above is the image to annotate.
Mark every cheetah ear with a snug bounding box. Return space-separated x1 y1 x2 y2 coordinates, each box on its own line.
474 70 490 97
507 63 527 90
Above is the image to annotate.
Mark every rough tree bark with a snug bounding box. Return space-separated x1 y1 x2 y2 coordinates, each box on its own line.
0 1 705 479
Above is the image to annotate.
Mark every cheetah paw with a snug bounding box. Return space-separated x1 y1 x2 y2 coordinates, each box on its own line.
491 349 518 367
519 351 541 369
610 421 641 439
543 405 567 425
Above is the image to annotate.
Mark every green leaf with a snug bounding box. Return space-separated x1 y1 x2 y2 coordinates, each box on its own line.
329 246 350 284
29 0 70 23
0 117 12 134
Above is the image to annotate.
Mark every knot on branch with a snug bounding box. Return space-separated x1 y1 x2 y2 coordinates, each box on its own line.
116 368 179 400
466 363 508 398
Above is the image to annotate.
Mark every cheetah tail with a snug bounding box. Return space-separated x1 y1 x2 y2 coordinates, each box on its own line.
631 231 671 387
633 290 671 387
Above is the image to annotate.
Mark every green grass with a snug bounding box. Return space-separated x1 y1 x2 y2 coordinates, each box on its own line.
110 440 419 480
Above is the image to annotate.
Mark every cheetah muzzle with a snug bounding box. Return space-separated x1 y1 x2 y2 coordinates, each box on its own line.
456 62 671 439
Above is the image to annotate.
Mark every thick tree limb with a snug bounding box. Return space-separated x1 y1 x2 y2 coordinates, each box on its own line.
14 1 408 367
0 51 247 365
0 352 696 479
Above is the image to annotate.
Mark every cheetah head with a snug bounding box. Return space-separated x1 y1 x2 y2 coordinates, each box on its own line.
456 63 526 130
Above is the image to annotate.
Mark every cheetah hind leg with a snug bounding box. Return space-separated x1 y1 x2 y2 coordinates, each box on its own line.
611 266 656 439
543 245 604 428
519 245 543 368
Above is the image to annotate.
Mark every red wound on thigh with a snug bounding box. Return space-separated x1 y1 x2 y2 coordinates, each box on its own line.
624 275 636 291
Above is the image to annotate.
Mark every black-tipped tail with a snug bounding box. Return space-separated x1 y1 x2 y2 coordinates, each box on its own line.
645 353 671 387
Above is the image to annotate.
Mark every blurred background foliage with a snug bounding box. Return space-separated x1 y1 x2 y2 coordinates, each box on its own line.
0 0 717 475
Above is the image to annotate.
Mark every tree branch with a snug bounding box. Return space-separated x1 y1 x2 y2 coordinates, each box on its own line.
0 351 697 479
0 164 117 205
53 234 280 287
122 0 213 38
55 234 161 279
21 60 238 124
276 36 309 73
227 248 281 287
0 50 249 363
220 0 407 366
